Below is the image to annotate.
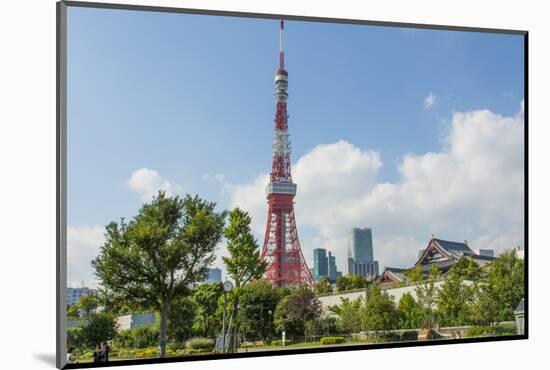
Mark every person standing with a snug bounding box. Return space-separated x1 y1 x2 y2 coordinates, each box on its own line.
92 344 102 363
102 341 110 362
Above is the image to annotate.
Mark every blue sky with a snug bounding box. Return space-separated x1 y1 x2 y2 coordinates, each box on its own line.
66 7 524 286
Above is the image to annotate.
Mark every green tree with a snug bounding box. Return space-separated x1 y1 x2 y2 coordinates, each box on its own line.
273 285 322 338
79 312 118 348
397 292 423 329
407 265 441 328
78 294 99 318
92 192 226 357
193 283 223 337
329 297 363 334
362 284 399 333
222 208 268 345
437 257 481 326
238 281 282 340
485 250 524 322
469 280 499 326
168 295 197 342
335 275 369 292
67 304 80 321
315 277 333 294
304 313 336 340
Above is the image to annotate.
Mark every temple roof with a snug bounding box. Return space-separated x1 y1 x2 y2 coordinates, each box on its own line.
380 267 407 282
434 238 475 256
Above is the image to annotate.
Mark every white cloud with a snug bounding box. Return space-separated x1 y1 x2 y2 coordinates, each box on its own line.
424 93 436 109
128 168 178 201
229 103 524 272
202 173 226 183
67 225 105 288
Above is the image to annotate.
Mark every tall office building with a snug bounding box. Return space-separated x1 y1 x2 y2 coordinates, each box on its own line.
313 248 328 280
312 248 341 282
328 251 338 282
346 227 379 278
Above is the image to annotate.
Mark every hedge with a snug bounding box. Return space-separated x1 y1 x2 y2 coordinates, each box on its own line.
320 337 345 345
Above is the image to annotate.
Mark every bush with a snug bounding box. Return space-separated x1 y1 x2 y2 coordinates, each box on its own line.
133 348 158 358
187 348 212 355
320 336 345 345
466 324 516 338
186 337 214 351
115 326 159 348
271 339 293 346
167 341 185 351
67 327 83 348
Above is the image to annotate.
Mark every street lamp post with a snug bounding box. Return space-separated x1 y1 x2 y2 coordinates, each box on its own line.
222 280 233 354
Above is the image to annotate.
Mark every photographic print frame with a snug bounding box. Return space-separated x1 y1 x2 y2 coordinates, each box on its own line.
57 1 528 368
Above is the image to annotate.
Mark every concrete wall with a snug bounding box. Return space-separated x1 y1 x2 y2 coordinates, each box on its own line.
116 312 156 331
318 280 460 312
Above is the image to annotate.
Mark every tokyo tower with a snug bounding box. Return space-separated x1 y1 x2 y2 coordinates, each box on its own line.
259 20 315 287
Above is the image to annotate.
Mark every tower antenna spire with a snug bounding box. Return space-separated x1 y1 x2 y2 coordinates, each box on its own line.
260 19 314 288
279 19 284 69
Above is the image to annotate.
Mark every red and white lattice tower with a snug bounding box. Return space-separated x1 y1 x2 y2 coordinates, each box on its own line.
259 20 315 287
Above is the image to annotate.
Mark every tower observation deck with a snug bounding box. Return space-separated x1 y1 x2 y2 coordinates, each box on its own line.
259 20 315 287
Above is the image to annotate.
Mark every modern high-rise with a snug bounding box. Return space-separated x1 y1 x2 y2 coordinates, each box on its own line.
328 251 338 282
313 248 328 280
346 227 379 278
312 248 341 282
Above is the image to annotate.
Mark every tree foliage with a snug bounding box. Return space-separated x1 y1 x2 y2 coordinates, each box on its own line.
274 286 322 337
192 283 223 337
222 208 267 346
362 284 399 332
315 277 334 294
222 208 267 290
79 313 118 348
238 281 283 340
407 265 440 328
437 257 481 326
168 296 197 342
92 192 226 357
335 275 369 292
329 297 363 334
397 292 423 329
484 250 524 322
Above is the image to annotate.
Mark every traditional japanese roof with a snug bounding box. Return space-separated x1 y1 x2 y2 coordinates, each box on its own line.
379 267 407 282
416 238 475 266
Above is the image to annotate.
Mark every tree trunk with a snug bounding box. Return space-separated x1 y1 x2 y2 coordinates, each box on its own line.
159 300 170 358
230 295 239 352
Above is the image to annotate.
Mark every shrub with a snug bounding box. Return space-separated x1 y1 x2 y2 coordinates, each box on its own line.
168 341 185 351
134 348 158 358
187 348 211 355
271 339 293 346
466 324 516 338
186 337 214 351
320 336 345 345
115 326 159 348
